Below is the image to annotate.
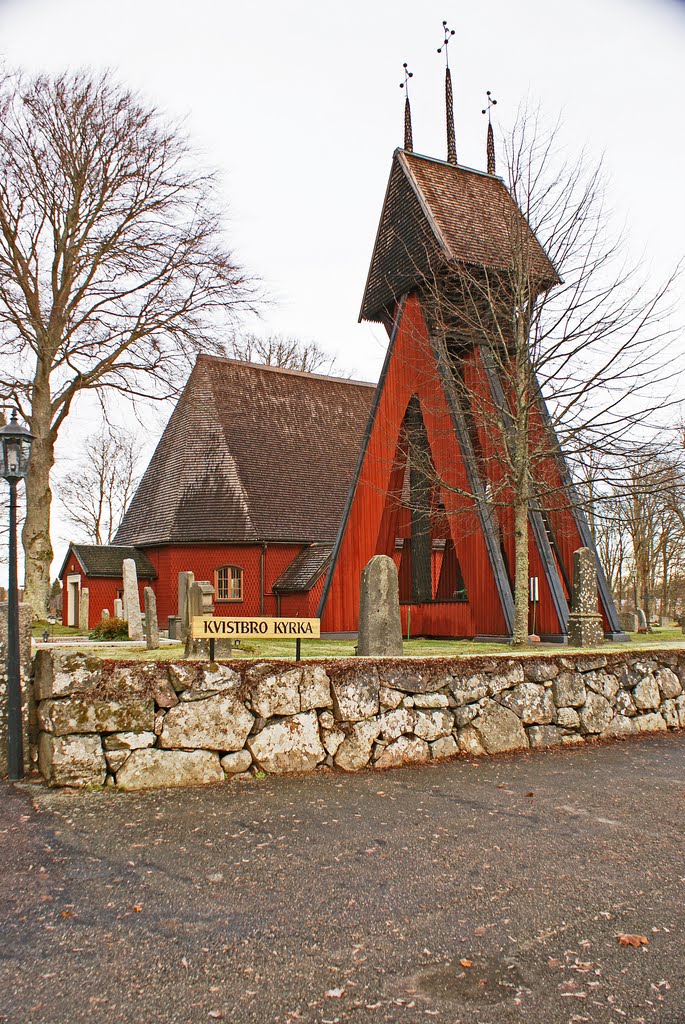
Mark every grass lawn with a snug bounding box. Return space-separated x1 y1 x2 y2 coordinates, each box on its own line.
32 620 84 639
35 626 685 661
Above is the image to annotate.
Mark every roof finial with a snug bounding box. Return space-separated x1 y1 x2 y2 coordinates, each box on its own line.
400 63 414 152
482 90 498 174
437 20 457 165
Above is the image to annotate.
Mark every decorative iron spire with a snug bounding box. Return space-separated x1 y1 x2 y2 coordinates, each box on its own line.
437 20 457 164
400 63 414 152
482 90 497 174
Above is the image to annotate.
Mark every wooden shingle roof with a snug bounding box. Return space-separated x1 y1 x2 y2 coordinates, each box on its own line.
60 544 157 580
360 149 559 324
115 356 375 547
273 544 332 593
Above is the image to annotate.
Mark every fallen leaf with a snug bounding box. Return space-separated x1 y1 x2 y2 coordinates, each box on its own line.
59 910 72 918
616 934 650 948
459 959 474 968
132 904 143 912
208 1012 224 1019
325 987 345 998
526 792 535 798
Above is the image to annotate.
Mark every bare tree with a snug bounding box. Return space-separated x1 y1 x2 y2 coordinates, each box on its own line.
229 332 349 376
406 111 681 643
57 425 141 544
0 70 256 615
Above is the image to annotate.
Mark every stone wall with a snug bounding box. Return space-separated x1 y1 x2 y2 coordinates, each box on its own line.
32 649 685 789
0 602 34 777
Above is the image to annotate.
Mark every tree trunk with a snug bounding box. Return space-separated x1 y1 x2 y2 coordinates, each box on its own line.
21 375 55 619
512 497 530 645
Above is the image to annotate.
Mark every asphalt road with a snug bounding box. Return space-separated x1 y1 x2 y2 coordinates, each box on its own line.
1 734 684 1024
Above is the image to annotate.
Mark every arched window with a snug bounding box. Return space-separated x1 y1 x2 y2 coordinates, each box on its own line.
215 565 243 602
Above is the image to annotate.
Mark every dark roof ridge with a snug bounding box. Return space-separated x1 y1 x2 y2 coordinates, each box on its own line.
196 353 376 389
398 147 504 181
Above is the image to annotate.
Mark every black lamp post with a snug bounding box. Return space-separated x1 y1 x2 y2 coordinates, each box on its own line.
1 410 34 780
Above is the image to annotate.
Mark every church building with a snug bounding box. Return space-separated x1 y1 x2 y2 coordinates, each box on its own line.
60 50 624 642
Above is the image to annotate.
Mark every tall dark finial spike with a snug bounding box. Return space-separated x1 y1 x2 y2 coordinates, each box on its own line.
487 122 496 175
439 22 457 164
482 90 497 174
400 63 414 152
445 66 457 164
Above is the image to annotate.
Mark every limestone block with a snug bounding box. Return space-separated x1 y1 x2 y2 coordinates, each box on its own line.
412 709 453 741
600 715 638 739
454 703 482 727
247 711 325 774
412 693 450 708
300 665 332 711
102 731 156 750
379 686 404 710
524 660 559 682
247 667 301 717
152 676 179 709
122 558 143 641
379 708 415 741
375 735 429 768
556 707 581 729
470 701 529 754
430 735 459 760
318 710 335 730
38 733 106 787
636 713 667 733
499 682 555 725
117 748 223 790
552 672 586 708
677 695 685 728
528 725 564 748
33 650 103 700
160 694 253 751
483 662 525 695
197 664 241 691
38 696 154 736
578 691 613 734
167 663 198 693
655 668 682 700
615 689 637 717
457 725 487 756
334 720 381 771
572 655 608 673
380 665 449 694
322 727 346 756
449 677 488 707
331 668 380 721
357 554 403 657
105 750 131 772
584 672 620 702
220 750 253 774
662 700 680 730
633 676 661 711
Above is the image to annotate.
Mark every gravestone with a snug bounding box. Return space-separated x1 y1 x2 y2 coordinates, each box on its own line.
357 555 403 657
178 571 195 642
184 581 216 658
567 547 604 647
122 559 144 641
636 608 648 634
144 587 160 650
167 616 182 641
78 588 89 632
102 609 110 621
113 598 123 620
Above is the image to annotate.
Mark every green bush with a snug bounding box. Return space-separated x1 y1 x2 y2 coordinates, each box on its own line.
89 616 129 641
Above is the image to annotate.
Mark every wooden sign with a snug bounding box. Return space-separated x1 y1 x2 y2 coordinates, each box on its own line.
191 616 320 639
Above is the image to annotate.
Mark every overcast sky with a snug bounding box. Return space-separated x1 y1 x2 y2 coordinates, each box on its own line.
1 0 684 577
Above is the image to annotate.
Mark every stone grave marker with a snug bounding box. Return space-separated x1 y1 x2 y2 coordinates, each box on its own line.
357 554 403 657
184 581 216 658
78 588 89 632
636 608 648 634
113 598 123 620
144 587 160 650
567 547 604 647
178 571 195 642
122 558 144 641
102 609 110 621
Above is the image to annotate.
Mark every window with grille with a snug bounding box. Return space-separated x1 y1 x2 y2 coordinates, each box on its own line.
215 565 243 601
